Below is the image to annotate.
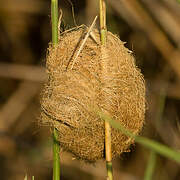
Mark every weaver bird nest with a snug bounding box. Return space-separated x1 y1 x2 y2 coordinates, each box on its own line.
40 26 145 162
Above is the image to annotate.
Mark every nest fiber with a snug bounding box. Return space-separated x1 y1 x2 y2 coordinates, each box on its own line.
41 26 145 162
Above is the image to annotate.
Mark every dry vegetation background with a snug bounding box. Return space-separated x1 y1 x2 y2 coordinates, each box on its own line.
0 0 180 179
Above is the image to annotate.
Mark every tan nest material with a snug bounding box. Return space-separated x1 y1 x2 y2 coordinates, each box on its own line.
40 25 145 162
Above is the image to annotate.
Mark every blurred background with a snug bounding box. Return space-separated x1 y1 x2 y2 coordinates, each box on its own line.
0 0 180 179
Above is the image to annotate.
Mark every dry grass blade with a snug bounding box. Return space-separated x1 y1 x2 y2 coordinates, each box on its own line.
109 0 180 79
70 16 98 70
142 0 180 47
0 63 46 82
0 81 40 132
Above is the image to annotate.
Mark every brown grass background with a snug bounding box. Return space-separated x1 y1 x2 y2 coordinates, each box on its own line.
0 0 180 179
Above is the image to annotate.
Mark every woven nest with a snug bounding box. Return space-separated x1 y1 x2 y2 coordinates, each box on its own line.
40 25 145 162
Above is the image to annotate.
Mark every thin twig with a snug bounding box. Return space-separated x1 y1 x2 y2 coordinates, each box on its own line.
70 16 98 70
66 0 77 26
58 9 63 37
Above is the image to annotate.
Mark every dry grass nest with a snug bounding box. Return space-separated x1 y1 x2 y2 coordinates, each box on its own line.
40 25 145 162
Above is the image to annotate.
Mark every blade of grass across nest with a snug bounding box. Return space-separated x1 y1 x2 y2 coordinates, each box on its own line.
98 111 180 164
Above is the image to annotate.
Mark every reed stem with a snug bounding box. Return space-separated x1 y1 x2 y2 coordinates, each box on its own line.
99 0 107 45
51 0 59 45
144 151 156 180
53 128 60 180
99 0 113 179
51 0 60 180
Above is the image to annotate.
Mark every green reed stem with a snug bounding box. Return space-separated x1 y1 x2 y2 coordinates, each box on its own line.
51 0 58 45
144 88 166 180
144 151 156 180
53 128 60 180
106 161 113 180
98 111 180 164
51 0 60 180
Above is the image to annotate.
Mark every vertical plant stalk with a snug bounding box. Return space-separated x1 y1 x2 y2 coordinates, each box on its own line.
52 0 59 45
99 0 113 180
144 151 156 180
100 0 107 44
53 128 60 180
144 88 166 180
51 0 60 180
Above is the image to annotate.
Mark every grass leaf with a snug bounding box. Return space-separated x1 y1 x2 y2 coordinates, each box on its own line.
98 111 180 163
144 151 156 180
